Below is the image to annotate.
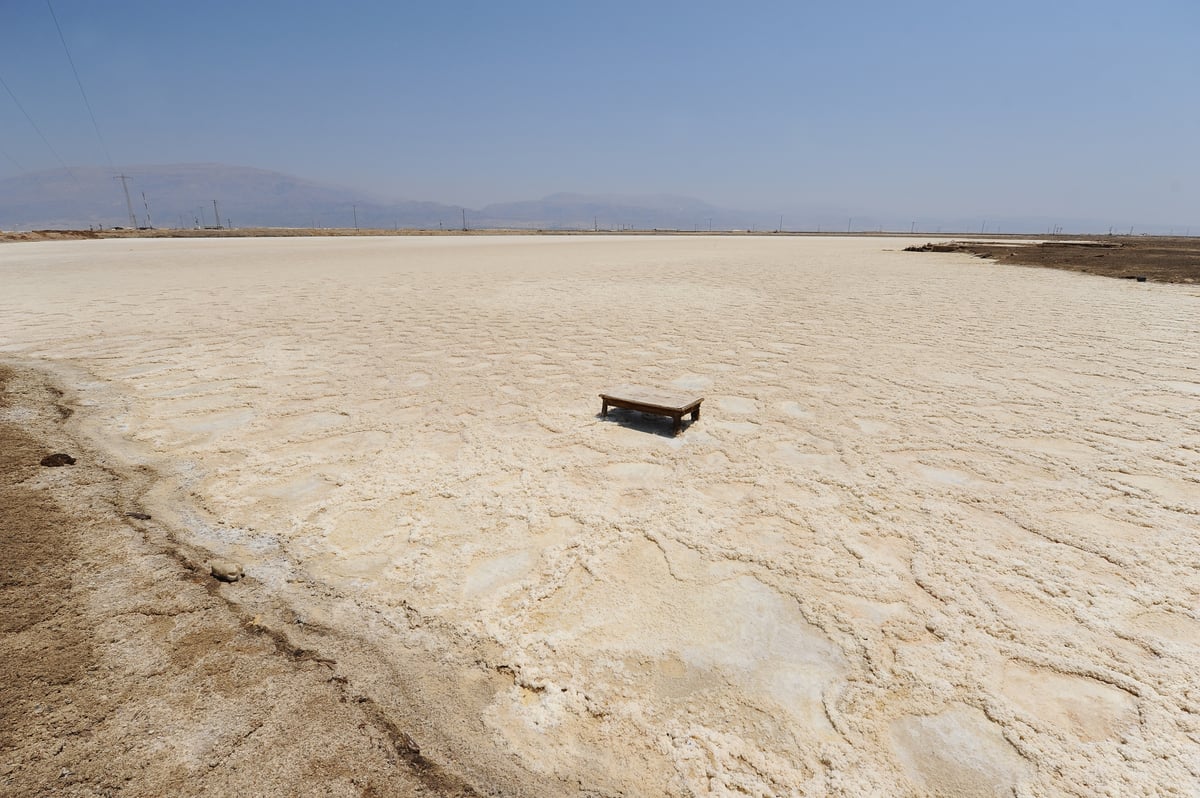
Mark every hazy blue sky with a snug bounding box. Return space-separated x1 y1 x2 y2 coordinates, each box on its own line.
2 0 1197 226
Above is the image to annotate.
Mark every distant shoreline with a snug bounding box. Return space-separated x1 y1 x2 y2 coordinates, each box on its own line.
0 226 964 241
4 228 1198 284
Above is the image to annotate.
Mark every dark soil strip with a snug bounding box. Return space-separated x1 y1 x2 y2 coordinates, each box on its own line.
905 236 1200 284
0 370 93 728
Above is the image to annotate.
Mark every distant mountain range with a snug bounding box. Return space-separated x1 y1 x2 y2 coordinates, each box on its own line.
0 164 772 232
1 163 1190 235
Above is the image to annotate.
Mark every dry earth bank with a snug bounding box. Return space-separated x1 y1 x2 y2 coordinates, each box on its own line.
0 364 500 797
905 236 1200 284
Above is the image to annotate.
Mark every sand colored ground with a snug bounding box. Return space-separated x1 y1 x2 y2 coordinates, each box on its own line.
1 235 1198 796
0 364 474 796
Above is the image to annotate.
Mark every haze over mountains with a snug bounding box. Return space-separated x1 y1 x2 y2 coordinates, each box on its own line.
0 164 773 233
0 163 1187 235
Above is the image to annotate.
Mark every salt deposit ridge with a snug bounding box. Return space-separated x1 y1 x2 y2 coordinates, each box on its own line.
1 235 1197 795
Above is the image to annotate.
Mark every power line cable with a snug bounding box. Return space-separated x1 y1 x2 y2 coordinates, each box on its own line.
46 0 114 170
0 72 74 178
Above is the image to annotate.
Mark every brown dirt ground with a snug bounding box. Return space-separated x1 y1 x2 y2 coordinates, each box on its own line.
0 364 482 797
905 236 1200 284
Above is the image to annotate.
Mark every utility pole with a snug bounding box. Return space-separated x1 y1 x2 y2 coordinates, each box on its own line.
352 204 358 230
213 200 221 229
141 192 154 229
461 208 467 231
114 174 137 228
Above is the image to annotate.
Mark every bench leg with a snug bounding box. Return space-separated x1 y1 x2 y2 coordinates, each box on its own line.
601 401 609 417
673 414 682 436
691 406 700 421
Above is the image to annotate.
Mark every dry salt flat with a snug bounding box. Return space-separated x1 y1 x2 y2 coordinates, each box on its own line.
1 234 1198 796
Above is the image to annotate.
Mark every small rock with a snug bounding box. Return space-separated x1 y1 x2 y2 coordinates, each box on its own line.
40 453 76 467
398 731 420 756
210 560 244 582
125 512 152 520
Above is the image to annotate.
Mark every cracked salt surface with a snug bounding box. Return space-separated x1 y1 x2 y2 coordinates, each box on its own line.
2 234 1197 795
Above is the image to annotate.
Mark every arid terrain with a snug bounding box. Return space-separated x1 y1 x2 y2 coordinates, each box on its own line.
0 365 486 796
906 236 1200 284
5 228 1199 284
1 235 1197 796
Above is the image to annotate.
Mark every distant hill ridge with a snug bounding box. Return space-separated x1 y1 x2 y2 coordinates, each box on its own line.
0 163 755 232
2 163 1180 234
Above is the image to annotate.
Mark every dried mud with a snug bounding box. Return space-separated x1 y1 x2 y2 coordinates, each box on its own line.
908 235 1200 284
1 235 1198 796
0 365 487 796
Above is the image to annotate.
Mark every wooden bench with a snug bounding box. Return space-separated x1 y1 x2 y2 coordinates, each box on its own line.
599 385 703 436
